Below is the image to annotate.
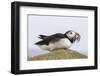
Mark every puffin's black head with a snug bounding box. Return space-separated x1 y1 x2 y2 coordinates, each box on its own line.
64 30 81 43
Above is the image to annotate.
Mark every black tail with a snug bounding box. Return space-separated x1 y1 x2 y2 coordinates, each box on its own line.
35 41 43 45
35 40 49 45
38 35 48 39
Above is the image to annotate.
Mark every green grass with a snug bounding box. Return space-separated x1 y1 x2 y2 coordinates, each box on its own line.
29 49 87 61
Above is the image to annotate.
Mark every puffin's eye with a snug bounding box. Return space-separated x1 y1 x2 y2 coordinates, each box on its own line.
69 32 72 34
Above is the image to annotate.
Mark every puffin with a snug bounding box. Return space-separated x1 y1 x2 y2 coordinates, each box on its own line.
35 30 80 51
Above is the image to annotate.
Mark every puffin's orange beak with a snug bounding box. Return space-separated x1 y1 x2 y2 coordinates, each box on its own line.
75 32 81 42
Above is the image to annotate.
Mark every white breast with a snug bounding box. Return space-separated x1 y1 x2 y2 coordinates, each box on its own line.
38 38 72 51
49 38 72 50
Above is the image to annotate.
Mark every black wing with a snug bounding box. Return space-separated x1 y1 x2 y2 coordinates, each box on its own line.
35 33 65 45
49 33 65 42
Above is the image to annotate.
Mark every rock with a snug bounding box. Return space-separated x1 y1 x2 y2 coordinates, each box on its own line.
29 49 87 61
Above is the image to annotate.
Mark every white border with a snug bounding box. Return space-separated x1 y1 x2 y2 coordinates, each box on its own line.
20 6 95 70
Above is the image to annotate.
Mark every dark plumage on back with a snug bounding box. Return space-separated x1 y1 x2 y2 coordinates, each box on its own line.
35 33 65 45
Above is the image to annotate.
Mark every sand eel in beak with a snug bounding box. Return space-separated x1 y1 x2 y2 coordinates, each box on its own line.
35 30 80 51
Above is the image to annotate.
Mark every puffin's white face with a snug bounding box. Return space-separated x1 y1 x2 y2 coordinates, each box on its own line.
65 30 81 42
66 31 76 38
